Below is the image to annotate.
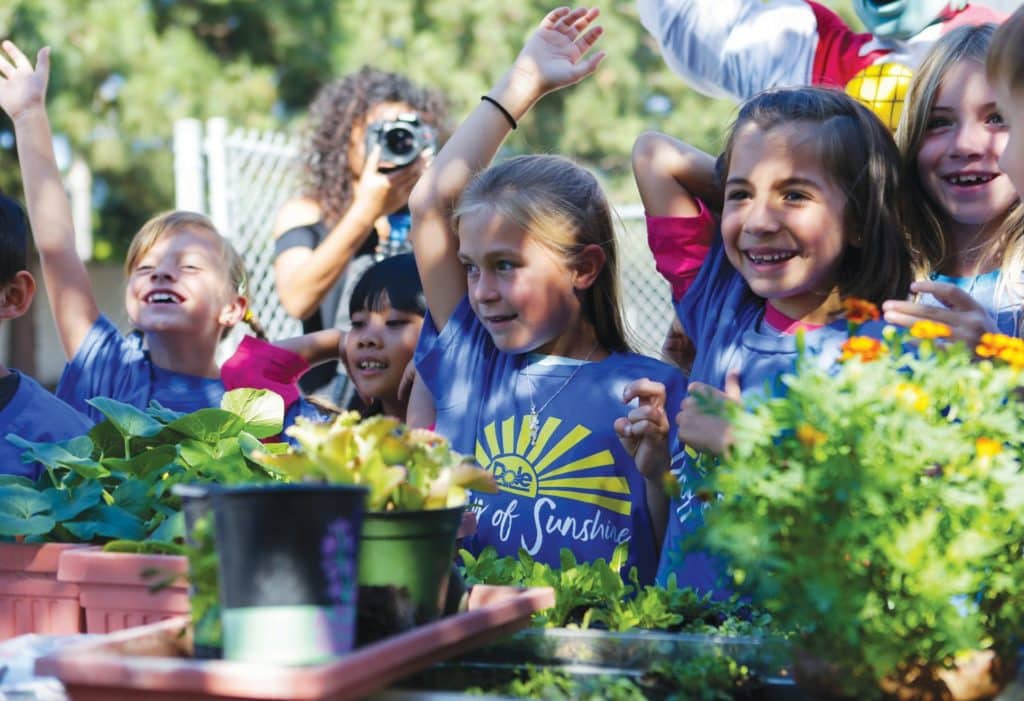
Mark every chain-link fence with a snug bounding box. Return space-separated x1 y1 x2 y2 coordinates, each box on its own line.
174 118 674 360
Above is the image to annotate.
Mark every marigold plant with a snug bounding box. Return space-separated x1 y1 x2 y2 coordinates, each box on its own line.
694 322 1024 698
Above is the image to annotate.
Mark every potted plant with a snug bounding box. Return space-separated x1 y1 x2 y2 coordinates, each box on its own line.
250 412 498 642
3 388 286 634
690 308 1024 700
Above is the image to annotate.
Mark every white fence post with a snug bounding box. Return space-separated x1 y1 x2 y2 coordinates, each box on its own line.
173 118 205 213
205 117 230 234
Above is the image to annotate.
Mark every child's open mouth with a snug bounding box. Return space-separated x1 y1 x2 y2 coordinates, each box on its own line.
145 291 184 304
944 172 996 187
746 250 797 266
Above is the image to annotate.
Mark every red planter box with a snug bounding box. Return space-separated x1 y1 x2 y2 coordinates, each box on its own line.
56 549 190 634
0 542 86 639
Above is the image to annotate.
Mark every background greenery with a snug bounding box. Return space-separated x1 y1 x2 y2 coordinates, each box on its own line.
0 0 855 260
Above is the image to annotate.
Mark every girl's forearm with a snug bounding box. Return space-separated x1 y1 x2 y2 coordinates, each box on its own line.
13 107 76 258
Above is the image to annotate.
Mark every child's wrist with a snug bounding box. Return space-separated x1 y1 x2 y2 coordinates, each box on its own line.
489 69 543 121
10 103 48 127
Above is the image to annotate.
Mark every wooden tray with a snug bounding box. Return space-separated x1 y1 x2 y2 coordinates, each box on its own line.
35 585 554 701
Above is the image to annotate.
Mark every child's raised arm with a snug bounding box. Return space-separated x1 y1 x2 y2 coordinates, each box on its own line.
408 7 605 330
0 41 98 360
632 131 720 216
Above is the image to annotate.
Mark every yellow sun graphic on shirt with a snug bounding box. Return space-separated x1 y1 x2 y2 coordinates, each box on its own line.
474 415 633 516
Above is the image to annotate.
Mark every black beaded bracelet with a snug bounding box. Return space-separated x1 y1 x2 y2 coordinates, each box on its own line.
481 95 517 130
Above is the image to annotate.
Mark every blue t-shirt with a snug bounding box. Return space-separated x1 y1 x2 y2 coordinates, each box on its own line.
659 238 885 589
2 371 92 479
921 270 1021 337
416 297 688 585
57 315 225 423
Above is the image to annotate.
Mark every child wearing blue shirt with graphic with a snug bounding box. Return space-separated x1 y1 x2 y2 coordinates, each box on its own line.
634 87 914 589
409 7 688 586
0 41 263 423
0 193 90 479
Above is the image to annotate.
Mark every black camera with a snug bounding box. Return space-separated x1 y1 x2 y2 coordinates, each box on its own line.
364 113 436 172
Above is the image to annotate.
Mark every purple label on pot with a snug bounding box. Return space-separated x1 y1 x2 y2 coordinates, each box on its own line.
321 517 358 648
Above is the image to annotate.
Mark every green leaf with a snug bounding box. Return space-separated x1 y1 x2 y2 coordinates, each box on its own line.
148 511 185 542
166 409 246 442
5 434 104 478
0 514 55 537
0 484 56 537
102 445 179 480
62 505 147 542
87 397 165 439
220 388 285 439
46 482 105 522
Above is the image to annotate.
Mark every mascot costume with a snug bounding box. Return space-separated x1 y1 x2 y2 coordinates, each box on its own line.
638 0 1011 128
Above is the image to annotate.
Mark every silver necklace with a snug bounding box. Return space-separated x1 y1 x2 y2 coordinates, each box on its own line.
523 343 600 449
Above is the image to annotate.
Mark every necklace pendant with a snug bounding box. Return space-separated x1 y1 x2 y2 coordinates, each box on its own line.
528 410 540 448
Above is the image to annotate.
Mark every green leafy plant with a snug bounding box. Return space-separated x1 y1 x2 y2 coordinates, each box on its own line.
693 316 1024 698
248 412 497 511
464 655 753 701
459 544 773 635
2 389 286 544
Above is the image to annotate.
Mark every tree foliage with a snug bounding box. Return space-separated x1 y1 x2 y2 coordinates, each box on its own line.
0 0 853 259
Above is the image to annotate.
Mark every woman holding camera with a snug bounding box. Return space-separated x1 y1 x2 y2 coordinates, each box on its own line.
272 66 449 400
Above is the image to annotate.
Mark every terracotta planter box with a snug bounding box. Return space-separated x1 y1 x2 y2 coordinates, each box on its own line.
56 549 190 634
0 542 86 639
36 585 555 701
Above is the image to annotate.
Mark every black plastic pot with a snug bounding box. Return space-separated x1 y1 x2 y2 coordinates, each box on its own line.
356 505 464 645
212 483 367 665
172 483 222 660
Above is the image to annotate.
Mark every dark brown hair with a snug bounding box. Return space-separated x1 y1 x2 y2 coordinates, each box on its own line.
303 67 449 229
718 86 913 305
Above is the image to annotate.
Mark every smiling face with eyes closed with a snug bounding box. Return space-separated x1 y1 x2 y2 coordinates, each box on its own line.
125 226 243 339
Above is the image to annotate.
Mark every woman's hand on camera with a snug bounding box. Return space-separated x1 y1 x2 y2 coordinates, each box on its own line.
352 145 429 220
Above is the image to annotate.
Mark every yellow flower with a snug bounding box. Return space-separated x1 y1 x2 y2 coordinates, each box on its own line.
975 437 1002 458
842 297 880 324
840 336 888 362
909 320 952 339
796 423 827 448
885 382 929 412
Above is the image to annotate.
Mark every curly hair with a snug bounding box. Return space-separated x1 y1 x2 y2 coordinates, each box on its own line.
303 67 450 229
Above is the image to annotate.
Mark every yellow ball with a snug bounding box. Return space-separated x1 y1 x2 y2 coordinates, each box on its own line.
845 62 915 130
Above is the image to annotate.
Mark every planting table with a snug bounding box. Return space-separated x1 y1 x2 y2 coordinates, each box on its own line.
34 585 554 701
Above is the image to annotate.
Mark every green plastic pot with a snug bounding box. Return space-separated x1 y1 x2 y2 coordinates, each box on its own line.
357 505 464 643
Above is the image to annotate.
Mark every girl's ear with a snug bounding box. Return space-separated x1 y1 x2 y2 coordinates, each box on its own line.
572 244 607 290
0 271 36 320
218 295 248 328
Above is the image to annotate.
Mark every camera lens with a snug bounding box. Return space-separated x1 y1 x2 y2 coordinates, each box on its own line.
384 127 416 156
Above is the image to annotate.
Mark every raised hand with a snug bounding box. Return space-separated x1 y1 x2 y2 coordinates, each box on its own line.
882 280 999 345
510 7 606 101
0 41 49 122
676 370 741 456
614 378 671 481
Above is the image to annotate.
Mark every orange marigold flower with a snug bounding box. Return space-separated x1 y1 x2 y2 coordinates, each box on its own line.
796 423 827 448
842 297 880 324
977 333 1024 367
840 336 888 362
909 320 952 339
975 437 1003 458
